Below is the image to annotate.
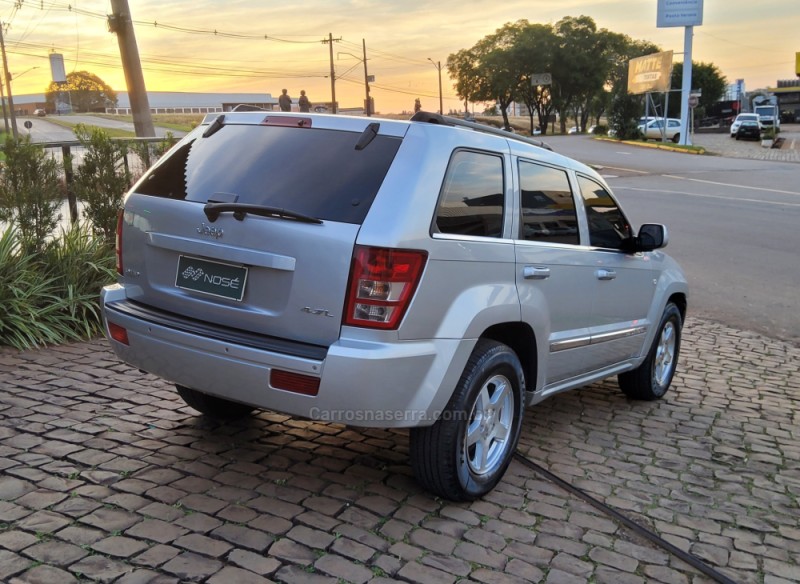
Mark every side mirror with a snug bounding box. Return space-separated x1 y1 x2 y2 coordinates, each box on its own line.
636 223 668 251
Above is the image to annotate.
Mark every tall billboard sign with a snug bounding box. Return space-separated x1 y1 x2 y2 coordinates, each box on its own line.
796 52 800 77
627 51 673 95
657 0 704 28
49 53 67 83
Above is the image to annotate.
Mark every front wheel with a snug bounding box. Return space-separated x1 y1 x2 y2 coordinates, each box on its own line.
618 302 682 400
176 385 254 420
410 339 525 501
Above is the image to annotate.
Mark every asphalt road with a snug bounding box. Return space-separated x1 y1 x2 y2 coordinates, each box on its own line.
547 133 800 345
19 114 183 141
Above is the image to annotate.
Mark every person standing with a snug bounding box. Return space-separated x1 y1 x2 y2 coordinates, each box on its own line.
278 89 292 112
298 90 311 113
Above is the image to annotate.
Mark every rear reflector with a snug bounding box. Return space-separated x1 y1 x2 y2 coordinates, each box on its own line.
108 322 129 345
270 369 320 396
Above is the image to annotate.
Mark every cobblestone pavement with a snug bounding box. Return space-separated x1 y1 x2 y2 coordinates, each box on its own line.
1 317 798 584
692 124 800 163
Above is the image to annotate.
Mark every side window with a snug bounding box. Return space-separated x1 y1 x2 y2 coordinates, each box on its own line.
435 150 505 238
577 176 632 249
518 160 579 245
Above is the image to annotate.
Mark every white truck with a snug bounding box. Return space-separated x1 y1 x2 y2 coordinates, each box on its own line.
754 103 780 132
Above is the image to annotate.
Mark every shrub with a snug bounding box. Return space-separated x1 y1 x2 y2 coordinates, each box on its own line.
0 224 115 349
73 124 131 243
609 92 642 140
0 136 63 254
129 131 178 173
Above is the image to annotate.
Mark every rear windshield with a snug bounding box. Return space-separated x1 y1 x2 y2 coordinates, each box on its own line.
136 123 403 224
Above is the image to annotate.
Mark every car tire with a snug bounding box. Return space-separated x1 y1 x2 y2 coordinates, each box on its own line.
409 339 525 501
618 302 682 400
175 384 254 419
735 135 740 140
671 134 680 143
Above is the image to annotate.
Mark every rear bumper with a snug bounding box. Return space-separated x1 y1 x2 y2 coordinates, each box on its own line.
101 285 471 427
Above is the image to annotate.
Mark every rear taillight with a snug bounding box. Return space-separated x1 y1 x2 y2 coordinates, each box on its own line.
344 246 427 330
115 210 124 275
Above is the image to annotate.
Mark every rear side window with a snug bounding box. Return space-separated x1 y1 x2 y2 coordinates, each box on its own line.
136 124 402 224
434 150 505 238
577 176 632 249
518 160 579 245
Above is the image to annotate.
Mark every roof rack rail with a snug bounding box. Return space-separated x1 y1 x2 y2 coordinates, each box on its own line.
410 111 551 151
231 104 267 112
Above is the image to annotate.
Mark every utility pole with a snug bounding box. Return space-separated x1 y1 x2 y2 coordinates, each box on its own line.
0 72 8 135
0 22 18 138
362 39 371 117
323 33 340 114
428 58 443 115
108 0 155 137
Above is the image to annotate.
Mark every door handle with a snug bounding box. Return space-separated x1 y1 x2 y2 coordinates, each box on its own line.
596 269 617 280
523 266 551 280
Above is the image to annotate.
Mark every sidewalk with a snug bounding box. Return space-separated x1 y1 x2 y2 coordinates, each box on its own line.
1 316 798 583
692 123 800 163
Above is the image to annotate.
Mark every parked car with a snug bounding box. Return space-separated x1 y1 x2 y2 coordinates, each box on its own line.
638 118 682 142
730 113 760 138
101 111 688 501
33 108 46 117
735 120 761 141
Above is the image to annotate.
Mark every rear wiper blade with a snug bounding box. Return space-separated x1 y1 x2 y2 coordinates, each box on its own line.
203 202 323 224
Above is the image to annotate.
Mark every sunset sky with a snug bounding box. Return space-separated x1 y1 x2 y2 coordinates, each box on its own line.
2 0 797 114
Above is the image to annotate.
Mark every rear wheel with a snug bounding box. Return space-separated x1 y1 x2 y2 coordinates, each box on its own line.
671 133 680 143
618 302 682 400
410 339 525 501
175 385 254 419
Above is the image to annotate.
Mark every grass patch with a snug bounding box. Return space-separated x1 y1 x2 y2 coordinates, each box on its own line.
44 117 136 138
94 113 201 132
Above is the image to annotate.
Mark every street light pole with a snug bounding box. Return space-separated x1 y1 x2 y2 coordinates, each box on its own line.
428 58 443 115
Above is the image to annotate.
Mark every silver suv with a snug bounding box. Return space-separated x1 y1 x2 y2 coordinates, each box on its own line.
102 111 688 501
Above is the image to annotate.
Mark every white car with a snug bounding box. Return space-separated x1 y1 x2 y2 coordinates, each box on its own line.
730 113 761 138
638 118 682 143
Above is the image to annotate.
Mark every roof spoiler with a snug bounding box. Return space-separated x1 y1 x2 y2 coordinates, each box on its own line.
410 111 551 151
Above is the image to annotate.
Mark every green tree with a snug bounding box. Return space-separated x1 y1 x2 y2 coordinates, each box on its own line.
669 61 727 116
513 21 558 135
551 16 611 133
72 125 131 242
45 71 118 113
0 136 62 253
447 22 527 129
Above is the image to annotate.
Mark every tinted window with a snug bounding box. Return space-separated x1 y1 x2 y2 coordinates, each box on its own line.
577 176 632 249
136 124 402 224
518 160 579 245
435 150 504 238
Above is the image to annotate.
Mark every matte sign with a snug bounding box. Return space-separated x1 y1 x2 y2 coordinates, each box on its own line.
627 51 674 95
657 0 704 27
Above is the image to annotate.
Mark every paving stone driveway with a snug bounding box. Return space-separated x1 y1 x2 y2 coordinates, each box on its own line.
1 317 798 584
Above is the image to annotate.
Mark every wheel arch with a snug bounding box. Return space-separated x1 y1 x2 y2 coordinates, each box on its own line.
480 322 537 396
668 292 687 323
